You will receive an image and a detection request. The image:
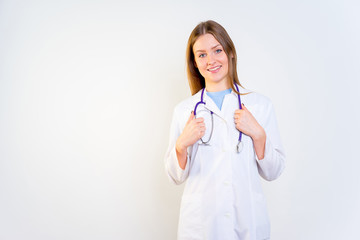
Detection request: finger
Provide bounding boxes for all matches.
[235,117,243,123]
[198,130,203,138]
[187,111,195,124]
[195,117,204,123]
[234,109,242,114]
[234,113,241,119]
[195,122,205,129]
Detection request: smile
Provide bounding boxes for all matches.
[207,65,222,73]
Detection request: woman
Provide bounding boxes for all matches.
[165,20,285,240]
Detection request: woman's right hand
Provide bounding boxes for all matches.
[176,111,206,152]
[175,111,205,170]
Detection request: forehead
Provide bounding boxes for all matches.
[193,33,222,51]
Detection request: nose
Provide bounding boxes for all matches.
[207,54,215,66]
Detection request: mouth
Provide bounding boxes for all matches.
[207,65,222,73]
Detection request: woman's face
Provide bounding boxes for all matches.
[193,33,230,90]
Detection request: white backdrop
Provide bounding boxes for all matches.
[1,0,359,239]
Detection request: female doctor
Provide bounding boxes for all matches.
[165,20,285,240]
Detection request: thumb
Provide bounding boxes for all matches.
[187,111,195,123]
[241,103,247,111]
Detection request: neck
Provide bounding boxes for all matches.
[205,80,231,92]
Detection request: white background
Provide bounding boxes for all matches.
[1,0,359,239]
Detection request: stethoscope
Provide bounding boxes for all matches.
[193,84,244,153]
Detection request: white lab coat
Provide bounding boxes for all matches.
[165,85,285,240]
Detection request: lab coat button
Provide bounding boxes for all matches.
[225,213,231,218]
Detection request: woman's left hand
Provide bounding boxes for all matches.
[234,104,265,140]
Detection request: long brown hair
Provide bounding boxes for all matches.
[186,20,245,95]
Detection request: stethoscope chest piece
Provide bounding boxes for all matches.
[237,141,243,153]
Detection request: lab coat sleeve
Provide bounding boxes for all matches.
[164,108,190,185]
[255,101,285,181]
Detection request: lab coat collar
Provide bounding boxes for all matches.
[202,84,245,118]
[192,84,250,118]
[201,88,222,117]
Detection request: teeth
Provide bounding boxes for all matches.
[208,66,221,71]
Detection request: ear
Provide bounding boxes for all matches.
[194,60,197,68]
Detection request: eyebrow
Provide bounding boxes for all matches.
[195,44,221,53]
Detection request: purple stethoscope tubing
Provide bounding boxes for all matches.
[193,89,214,144]
[193,84,243,152]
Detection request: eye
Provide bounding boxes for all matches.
[215,49,222,54]
[199,53,206,58]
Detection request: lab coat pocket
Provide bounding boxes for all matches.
[253,193,270,239]
[178,194,204,240]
